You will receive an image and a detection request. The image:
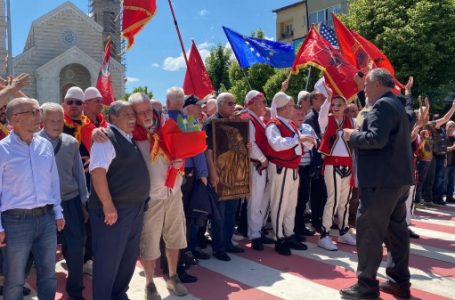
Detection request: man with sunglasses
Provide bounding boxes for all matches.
[0,97,65,299]
[83,87,108,129]
[265,92,316,256]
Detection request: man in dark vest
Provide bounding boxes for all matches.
[341,69,414,299]
[89,101,150,300]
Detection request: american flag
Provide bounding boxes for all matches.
[319,23,339,48]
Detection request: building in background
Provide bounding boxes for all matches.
[273,0,348,50]
[0,0,125,103]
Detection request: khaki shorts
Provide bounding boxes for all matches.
[140,191,187,260]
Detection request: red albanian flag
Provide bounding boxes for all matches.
[351,30,404,90]
[122,0,157,49]
[96,37,115,105]
[292,26,359,101]
[183,41,215,99]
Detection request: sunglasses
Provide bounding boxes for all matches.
[65,99,83,106]
[13,108,41,117]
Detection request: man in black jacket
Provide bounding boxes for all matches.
[341,69,414,300]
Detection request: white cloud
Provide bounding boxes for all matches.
[162,42,213,71]
[126,77,140,84]
[199,9,209,16]
[264,36,275,41]
[152,63,160,68]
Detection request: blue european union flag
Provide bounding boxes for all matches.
[222,26,295,68]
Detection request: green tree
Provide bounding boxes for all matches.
[123,86,154,101]
[343,0,455,111]
[205,45,232,93]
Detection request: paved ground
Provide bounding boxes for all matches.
[9,203,455,300]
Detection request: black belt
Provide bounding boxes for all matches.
[3,204,53,217]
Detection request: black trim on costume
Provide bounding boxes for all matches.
[340,187,353,232]
[275,167,288,241]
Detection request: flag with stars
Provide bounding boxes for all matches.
[222,26,295,68]
[319,23,339,48]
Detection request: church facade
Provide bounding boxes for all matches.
[7,1,125,103]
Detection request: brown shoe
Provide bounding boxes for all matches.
[379,280,411,299]
[166,275,188,297]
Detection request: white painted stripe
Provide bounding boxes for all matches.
[411,227,455,241]
[415,207,455,217]
[287,242,455,299]
[199,253,343,300]
[410,243,455,264]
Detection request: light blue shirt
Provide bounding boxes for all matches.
[0,132,63,231]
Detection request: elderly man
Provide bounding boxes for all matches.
[204,98,217,118]
[265,92,315,256]
[128,92,189,299]
[341,69,414,299]
[205,92,245,261]
[0,97,65,300]
[39,102,88,300]
[240,90,271,251]
[89,101,150,300]
[83,87,108,128]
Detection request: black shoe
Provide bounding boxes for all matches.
[379,280,411,299]
[286,236,308,251]
[226,245,245,253]
[340,284,379,299]
[251,238,264,251]
[182,251,199,266]
[192,249,210,260]
[261,235,275,244]
[213,251,231,261]
[22,287,31,296]
[295,233,306,242]
[409,229,420,239]
[177,270,198,283]
[446,197,455,203]
[301,226,316,236]
[433,200,446,206]
[274,240,291,256]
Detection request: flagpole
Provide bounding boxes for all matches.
[167,0,196,92]
[6,0,14,76]
[305,67,312,90]
[241,67,253,90]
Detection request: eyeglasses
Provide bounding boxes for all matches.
[65,99,83,106]
[13,108,41,117]
[223,101,236,107]
[136,109,154,118]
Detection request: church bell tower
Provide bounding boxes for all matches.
[90,0,122,63]
[0,0,8,78]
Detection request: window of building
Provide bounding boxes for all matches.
[327,4,342,27]
[280,21,294,38]
[309,4,343,28]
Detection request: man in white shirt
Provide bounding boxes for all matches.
[265,92,315,256]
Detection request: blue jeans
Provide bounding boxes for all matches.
[433,156,446,201]
[59,196,86,298]
[2,210,57,300]
[444,166,455,199]
[211,199,240,253]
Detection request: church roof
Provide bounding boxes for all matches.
[24,1,103,51]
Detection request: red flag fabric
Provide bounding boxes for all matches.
[351,30,404,89]
[291,26,359,101]
[96,38,115,105]
[332,14,404,92]
[183,41,215,99]
[332,13,372,73]
[122,0,157,49]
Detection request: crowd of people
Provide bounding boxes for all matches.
[0,68,453,300]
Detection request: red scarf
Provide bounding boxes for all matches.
[64,114,96,152]
[132,124,170,162]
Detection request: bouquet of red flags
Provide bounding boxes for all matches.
[159,116,207,188]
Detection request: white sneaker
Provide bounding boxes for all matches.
[318,236,338,251]
[338,232,356,246]
[83,260,93,276]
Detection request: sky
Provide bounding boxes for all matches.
[11,0,298,103]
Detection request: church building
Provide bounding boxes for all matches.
[4,0,125,103]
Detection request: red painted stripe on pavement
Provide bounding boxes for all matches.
[302,235,455,278]
[414,210,455,222]
[412,219,455,234]
[237,241,450,300]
